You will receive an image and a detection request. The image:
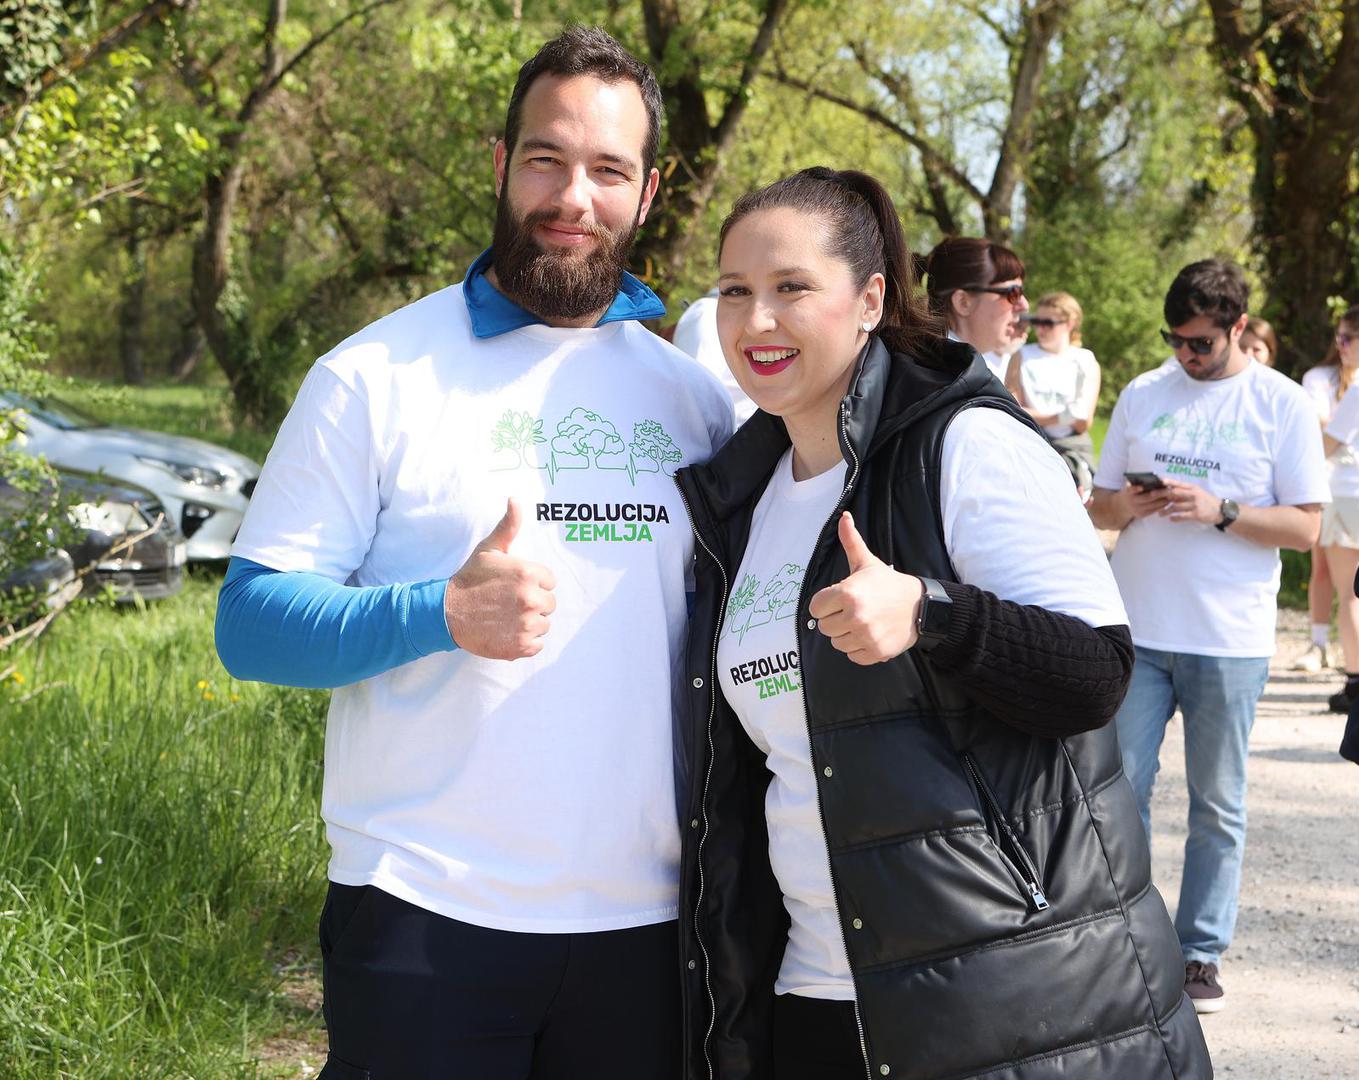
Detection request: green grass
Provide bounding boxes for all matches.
[0,571,328,1076]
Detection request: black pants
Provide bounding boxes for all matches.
[773,993,864,1080]
[318,882,681,1080]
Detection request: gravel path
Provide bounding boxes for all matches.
[1148,608,1359,1077]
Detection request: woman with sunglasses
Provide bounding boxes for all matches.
[673,167,1211,1080]
[919,236,1028,381]
[1006,291,1101,498]
[1302,305,1359,710]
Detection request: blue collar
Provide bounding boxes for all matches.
[462,247,666,339]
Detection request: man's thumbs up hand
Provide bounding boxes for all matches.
[445,498,557,660]
[808,511,924,665]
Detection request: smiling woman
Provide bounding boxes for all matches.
[672,167,1212,1080]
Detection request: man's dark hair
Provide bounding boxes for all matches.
[503,26,663,175]
[1164,260,1250,330]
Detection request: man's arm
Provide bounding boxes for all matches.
[1159,479,1320,551]
[216,557,455,689]
[1088,482,1172,531]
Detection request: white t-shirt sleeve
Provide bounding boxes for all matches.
[1070,350,1100,423]
[1324,382,1359,448]
[940,407,1127,628]
[1091,388,1133,491]
[1302,366,1336,423]
[1274,386,1332,506]
[230,363,380,581]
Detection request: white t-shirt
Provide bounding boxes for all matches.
[1015,343,1100,439]
[1304,366,1359,499]
[1094,360,1329,657]
[232,282,734,933]
[981,350,1011,381]
[718,411,1126,1001]
[672,294,757,424]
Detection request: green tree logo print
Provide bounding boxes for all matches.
[630,420,683,477]
[724,564,802,642]
[490,409,546,470]
[491,405,686,486]
[548,408,631,482]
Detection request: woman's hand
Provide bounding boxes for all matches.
[809,512,924,664]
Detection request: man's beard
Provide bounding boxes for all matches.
[1181,338,1232,381]
[491,197,641,322]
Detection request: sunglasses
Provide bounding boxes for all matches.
[1339,332,1355,349]
[1160,328,1219,356]
[966,284,1026,305]
[1025,317,1066,329]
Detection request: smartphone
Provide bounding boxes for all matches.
[1124,471,1166,491]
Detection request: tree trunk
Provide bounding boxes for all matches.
[1206,0,1359,376]
[119,224,147,386]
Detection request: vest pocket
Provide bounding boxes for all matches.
[961,752,1050,913]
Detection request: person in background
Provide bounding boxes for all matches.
[1089,260,1327,1015]
[920,236,1028,380]
[1296,318,1350,674]
[675,167,1210,1080]
[673,288,757,423]
[1305,305,1359,711]
[1240,317,1278,367]
[1006,291,1101,497]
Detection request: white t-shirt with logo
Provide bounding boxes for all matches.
[1094,360,1329,657]
[1303,365,1359,498]
[1016,343,1100,439]
[232,282,734,934]
[718,412,1126,1001]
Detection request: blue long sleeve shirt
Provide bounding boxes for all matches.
[215,557,456,689]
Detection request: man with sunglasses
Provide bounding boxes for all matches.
[1089,259,1327,1015]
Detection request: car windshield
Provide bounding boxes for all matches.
[1,392,105,431]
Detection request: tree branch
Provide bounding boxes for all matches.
[712,0,789,149]
[0,0,189,121]
[767,68,986,205]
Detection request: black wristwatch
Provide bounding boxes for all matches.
[1215,498,1240,532]
[914,577,954,652]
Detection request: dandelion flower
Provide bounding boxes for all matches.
[196,679,209,689]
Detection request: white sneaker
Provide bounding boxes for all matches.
[1292,643,1331,673]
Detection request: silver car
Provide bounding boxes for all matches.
[3,392,261,561]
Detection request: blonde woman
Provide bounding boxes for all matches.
[1006,291,1101,497]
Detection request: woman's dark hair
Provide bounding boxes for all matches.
[919,237,1026,323]
[504,26,663,175]
[717,167,939,353]
[1163,260,1249,330]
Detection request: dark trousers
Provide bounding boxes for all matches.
[772,993,864,1080]
[318,882,681,1080]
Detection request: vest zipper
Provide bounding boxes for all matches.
[961,752,1050,912]
[675,482,729,1080]
[794,399,874,1080]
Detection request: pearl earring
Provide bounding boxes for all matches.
[861,321,874,333]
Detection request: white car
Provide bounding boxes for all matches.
[3,392,261,561]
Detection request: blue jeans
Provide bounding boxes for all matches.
[1115,647,1270,966]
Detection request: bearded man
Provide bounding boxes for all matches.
[216,27,733,1079]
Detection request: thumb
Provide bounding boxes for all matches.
[476,497,521,554]
[838,511,879,574]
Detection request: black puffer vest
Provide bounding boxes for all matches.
[673,337,1211,1080]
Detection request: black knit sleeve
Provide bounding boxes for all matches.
[921,579,1134,738]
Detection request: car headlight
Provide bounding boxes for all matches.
[69,498,149,537]
[136,456,231,490]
